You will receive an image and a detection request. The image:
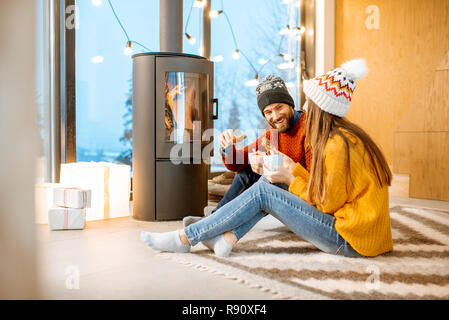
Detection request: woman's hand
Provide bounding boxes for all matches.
[270,146,297,174]
[262,146,298,185]
[262,162,295,185]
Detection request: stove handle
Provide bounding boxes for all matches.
[212,98,219,120]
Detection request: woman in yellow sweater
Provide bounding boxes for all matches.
[141,59,393,258]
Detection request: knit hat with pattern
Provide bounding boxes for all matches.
[303,59,369,117]
[256,75,295,113]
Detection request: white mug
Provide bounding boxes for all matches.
[263,154,283,171]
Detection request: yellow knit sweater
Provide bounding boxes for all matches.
[288,130,393,257]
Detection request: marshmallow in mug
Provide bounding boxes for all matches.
[263,154,284,171]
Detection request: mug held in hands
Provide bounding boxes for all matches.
[263,154,284,171]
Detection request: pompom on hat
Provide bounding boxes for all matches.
[303,58,369,117]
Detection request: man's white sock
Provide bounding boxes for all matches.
[140,230,190,253]
[202,234,233,257]
[183,216,202,227]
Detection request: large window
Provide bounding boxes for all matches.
[209,0,301,171]
[75,0,159,165]
[75,0,301,172]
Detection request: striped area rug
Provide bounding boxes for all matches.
[159,206,449,299]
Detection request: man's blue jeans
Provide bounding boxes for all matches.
[212,166,261,214]
[184,175,363,258]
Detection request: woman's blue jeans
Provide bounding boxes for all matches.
[184,176,363,258]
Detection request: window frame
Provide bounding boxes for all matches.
[61,0,77,165]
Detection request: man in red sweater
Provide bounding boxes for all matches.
[184,75,310,226]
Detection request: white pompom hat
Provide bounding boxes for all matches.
[303,58,369,117]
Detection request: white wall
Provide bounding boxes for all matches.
[0,0,39,299]
[315,0,335,75]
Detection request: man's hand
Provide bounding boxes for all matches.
[218,129,246,150]
[248,150,265,175]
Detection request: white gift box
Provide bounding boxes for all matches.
[48,207,85,230]
[60,162,131,221]
[35,182,61,224]
[53,187,92,209]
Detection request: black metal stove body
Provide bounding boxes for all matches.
[132,52,215,221]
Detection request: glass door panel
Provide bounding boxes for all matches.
[165,72,208,144]
[155,56,213,159]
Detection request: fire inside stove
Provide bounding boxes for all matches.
[165,72,207,144]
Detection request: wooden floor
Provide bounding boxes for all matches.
[36,196,449,299]
[36,212,276,300]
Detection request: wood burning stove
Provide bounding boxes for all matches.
[132,0,216,221]
[132,52,216,221]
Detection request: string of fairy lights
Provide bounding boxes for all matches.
[185,0,305,87]
[103,0,305,87]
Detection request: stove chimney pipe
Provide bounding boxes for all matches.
[160,0,183,53]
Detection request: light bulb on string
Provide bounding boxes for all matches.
[232,49,240,60]
[279,53,291,61]
[107,0,153,55]
[279,25,291,35]
[193,0,206,8]
[245,74,259,87]
[258,58,268,65]
[209,10,223,18]
[212,55,224,62]
[283,53,291,61]
[124,41,133,56]
[92,0,102,6]
[295,26,306,38]
[185,33,196,45]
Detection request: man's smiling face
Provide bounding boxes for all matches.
[262,103,295,133]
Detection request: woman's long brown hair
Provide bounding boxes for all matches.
[304,98,392,204]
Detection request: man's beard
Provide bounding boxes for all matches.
[269,112,294,133]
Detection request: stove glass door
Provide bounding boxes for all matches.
[155,56,213,160]
[164,72,208,144]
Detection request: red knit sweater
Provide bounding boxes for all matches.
[221,111,312,172]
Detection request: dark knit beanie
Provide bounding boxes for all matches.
[256,75,295,114]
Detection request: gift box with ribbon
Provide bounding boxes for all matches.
[48,207,85,230]
[53,187,92,209]
[59,162,131,221]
